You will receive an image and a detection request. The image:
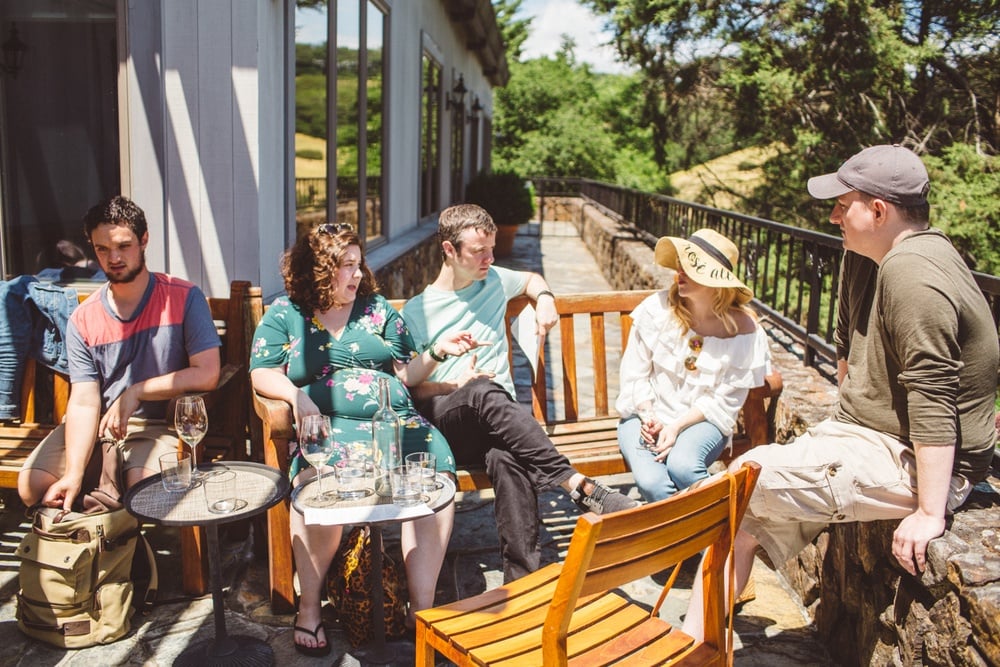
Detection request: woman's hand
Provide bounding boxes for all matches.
[292,389,322,432]
[638,410,662,447]
[651,425,679,463]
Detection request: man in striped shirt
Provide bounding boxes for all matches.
[19,196,220,512]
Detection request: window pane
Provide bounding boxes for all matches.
[0,1,118,278]
[364,1,385,242]
[420,55,441,217]
[335,2,359,230]
[450,77,465,203]
[294,1,329,240]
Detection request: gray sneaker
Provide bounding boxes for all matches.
[571,478,639,515]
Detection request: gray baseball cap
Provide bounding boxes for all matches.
[807,144,930,207]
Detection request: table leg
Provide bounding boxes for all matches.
[351,524,414,665]
[175,523,274,667]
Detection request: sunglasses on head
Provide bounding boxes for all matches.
[317,222,354,235]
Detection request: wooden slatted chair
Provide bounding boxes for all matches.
[415,461,761,666]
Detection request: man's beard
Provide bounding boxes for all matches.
[107,253,146,284]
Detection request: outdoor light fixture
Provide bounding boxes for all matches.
[469,95,483,121]
[446,74,467,111]
[1,23,27,79]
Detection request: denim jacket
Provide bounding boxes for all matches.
[0,276,78,419]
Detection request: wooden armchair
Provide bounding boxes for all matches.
[415,462,761,666]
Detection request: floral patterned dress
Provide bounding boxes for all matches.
[249,294,456,480]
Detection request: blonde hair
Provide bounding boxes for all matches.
[668,281,755,336]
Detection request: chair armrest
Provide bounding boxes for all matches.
[252,391,294,474]
[164,362,242,417]
[252,391,294,440]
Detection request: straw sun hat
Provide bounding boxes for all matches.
[654,228,753,299]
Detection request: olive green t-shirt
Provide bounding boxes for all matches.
[836,230,999,482]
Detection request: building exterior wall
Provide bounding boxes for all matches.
[0,0,501,298]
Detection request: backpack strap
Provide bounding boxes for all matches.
[134,532,159,613]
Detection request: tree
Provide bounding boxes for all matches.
[493,0,532,61]
[588,1,999,159]
[492,46,666,190]
[586,0,1000,266]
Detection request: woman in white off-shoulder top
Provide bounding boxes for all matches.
[616,229,771,502]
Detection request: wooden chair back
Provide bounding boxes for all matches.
[541,462,760,665]
[503,290,653,423]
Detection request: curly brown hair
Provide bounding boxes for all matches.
[280,224,378,312]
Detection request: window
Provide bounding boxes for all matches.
[419,53,441,218]
[294,0,388,246]
[449,76,465,203]
[0,1,119,279]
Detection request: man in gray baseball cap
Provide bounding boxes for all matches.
[682,144,998,642]
[807,143,930,207]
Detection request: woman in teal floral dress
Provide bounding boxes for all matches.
[250,224,480,656]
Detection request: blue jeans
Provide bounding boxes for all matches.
[618,416,727,502]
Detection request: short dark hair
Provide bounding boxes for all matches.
[83,196,148,241]
[856,192,930,227]
[437,204,497,252]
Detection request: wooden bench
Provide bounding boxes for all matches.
[252,289,783,613]
[0,279,261,595]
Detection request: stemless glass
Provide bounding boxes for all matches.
[299,414,336,507]
[175,396,208,480]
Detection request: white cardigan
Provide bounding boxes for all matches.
[615,290,771,437]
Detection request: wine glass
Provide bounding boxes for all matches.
[299,414,336,507]
[175,396,208,480]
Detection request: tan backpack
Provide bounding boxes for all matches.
[15,505,155,648]
[14,439,157,648]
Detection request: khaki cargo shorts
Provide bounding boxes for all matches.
[734,419,972,567]
[23,418,179,488]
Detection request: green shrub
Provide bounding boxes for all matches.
[464,170,535,226]
[296,148,324,161]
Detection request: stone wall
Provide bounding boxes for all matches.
[782,480,1000,666]
[372,234,440,300]
[543,194,1000,667]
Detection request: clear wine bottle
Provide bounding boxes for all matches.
[372,376,401,497]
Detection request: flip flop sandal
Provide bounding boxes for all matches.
[293,617,332,657]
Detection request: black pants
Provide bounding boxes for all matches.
[416,377,575,581]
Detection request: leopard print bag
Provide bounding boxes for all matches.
[327,526,408,647]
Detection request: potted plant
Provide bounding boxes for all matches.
[464,170,535,257]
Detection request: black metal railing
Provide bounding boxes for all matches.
[532,177,1000,374]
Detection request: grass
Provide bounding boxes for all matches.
[669,144,782,209]
[295,133,326,178]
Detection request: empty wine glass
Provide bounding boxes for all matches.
[299,414,336,507]
[175,396,208,480]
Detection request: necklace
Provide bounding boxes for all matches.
[684,334,704,372]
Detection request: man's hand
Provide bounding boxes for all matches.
[99,384,141,441]
[456,353,495,388]
[534,297,558,337]
[892,509,946,575]
[42,473,84,512]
